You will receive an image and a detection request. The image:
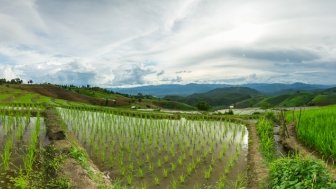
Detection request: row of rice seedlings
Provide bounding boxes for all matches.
[1,137,13,171]
[0,107,31,133]
[0,103,43,112]
[287,106,336,158]
[0,110,28,172]
[58,107,247,188]
[23,114,41,175]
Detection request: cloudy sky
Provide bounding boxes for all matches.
[0,0,336,86]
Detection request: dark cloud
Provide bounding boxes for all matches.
[156,70,165,76]
[161,76,183,83]
[185,47,320,66]
[176,70,192,74]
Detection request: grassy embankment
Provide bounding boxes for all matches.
[255,108,336,188]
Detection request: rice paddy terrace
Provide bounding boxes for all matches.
[0,85,336,189]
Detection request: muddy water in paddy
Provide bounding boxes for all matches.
[0,116,49,188]
[60,109,248,189]
[273,124,289,157]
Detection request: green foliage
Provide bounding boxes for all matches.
[10,170,29,189]
[256,116,274,161]
[197,101,210,111]
[153,100,196,111]
[264,112,276,122]
[279,93,314,107]
[269,157,336,189]
[310,94,336,106]
[45,177,71,189]
[165,87,260,108]
[69,147,89,168]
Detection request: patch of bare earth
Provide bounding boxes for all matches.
[283,124,336,180]
[246,121,269,189]
[45,108,112,189]
[15,84,129,106]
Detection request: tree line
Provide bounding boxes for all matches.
[0,78,34,84]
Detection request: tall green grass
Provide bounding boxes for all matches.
[287,106,336,158]
[256,115,275,161]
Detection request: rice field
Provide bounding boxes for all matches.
[58,107,248,188]
[287,105,336,159]
[0,106,48,188]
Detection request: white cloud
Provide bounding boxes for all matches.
[0,0,336,86]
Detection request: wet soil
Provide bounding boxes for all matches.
[246,120,269,189]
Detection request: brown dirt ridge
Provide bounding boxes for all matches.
[244,120,269,189]
[44,107,112,189]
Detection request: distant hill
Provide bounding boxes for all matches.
[241,82,330,94]
[164,86,336,109]
[110,83,332,97]
[110,83,231,97]
[4,84,195,111]
[165,87,261,107]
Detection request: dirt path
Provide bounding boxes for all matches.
[246,120,269,189]
[283,124,336,180]
[44,108,112,189]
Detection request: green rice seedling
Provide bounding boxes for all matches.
[177,157,183,166]
[163,168,168,178]
[128,163,134,173]
[120,167,126,176]
[10,169,29,189]
[164,155,169,163]
[138,168,144,178]
[1,138,13,171]
[170,163,176,172]
[171,178,177,189]
[108,156,114,168]
[145,153,150,163]
[126,175,133,185]
[140,182,147,189]
[179,174,186,184]
[186,164,193,176]
[204,165,212,180]
[157,159,162,168]
[24,142,36,174]
[154,176,160,186]
[216,178,225,189]
[148,163,154,173]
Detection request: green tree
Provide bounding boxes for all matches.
[197,101,210,111]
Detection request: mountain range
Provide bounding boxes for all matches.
[110,83,333,97]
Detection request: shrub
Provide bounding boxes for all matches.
[269,157,336,189]
[197,101,210,111]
